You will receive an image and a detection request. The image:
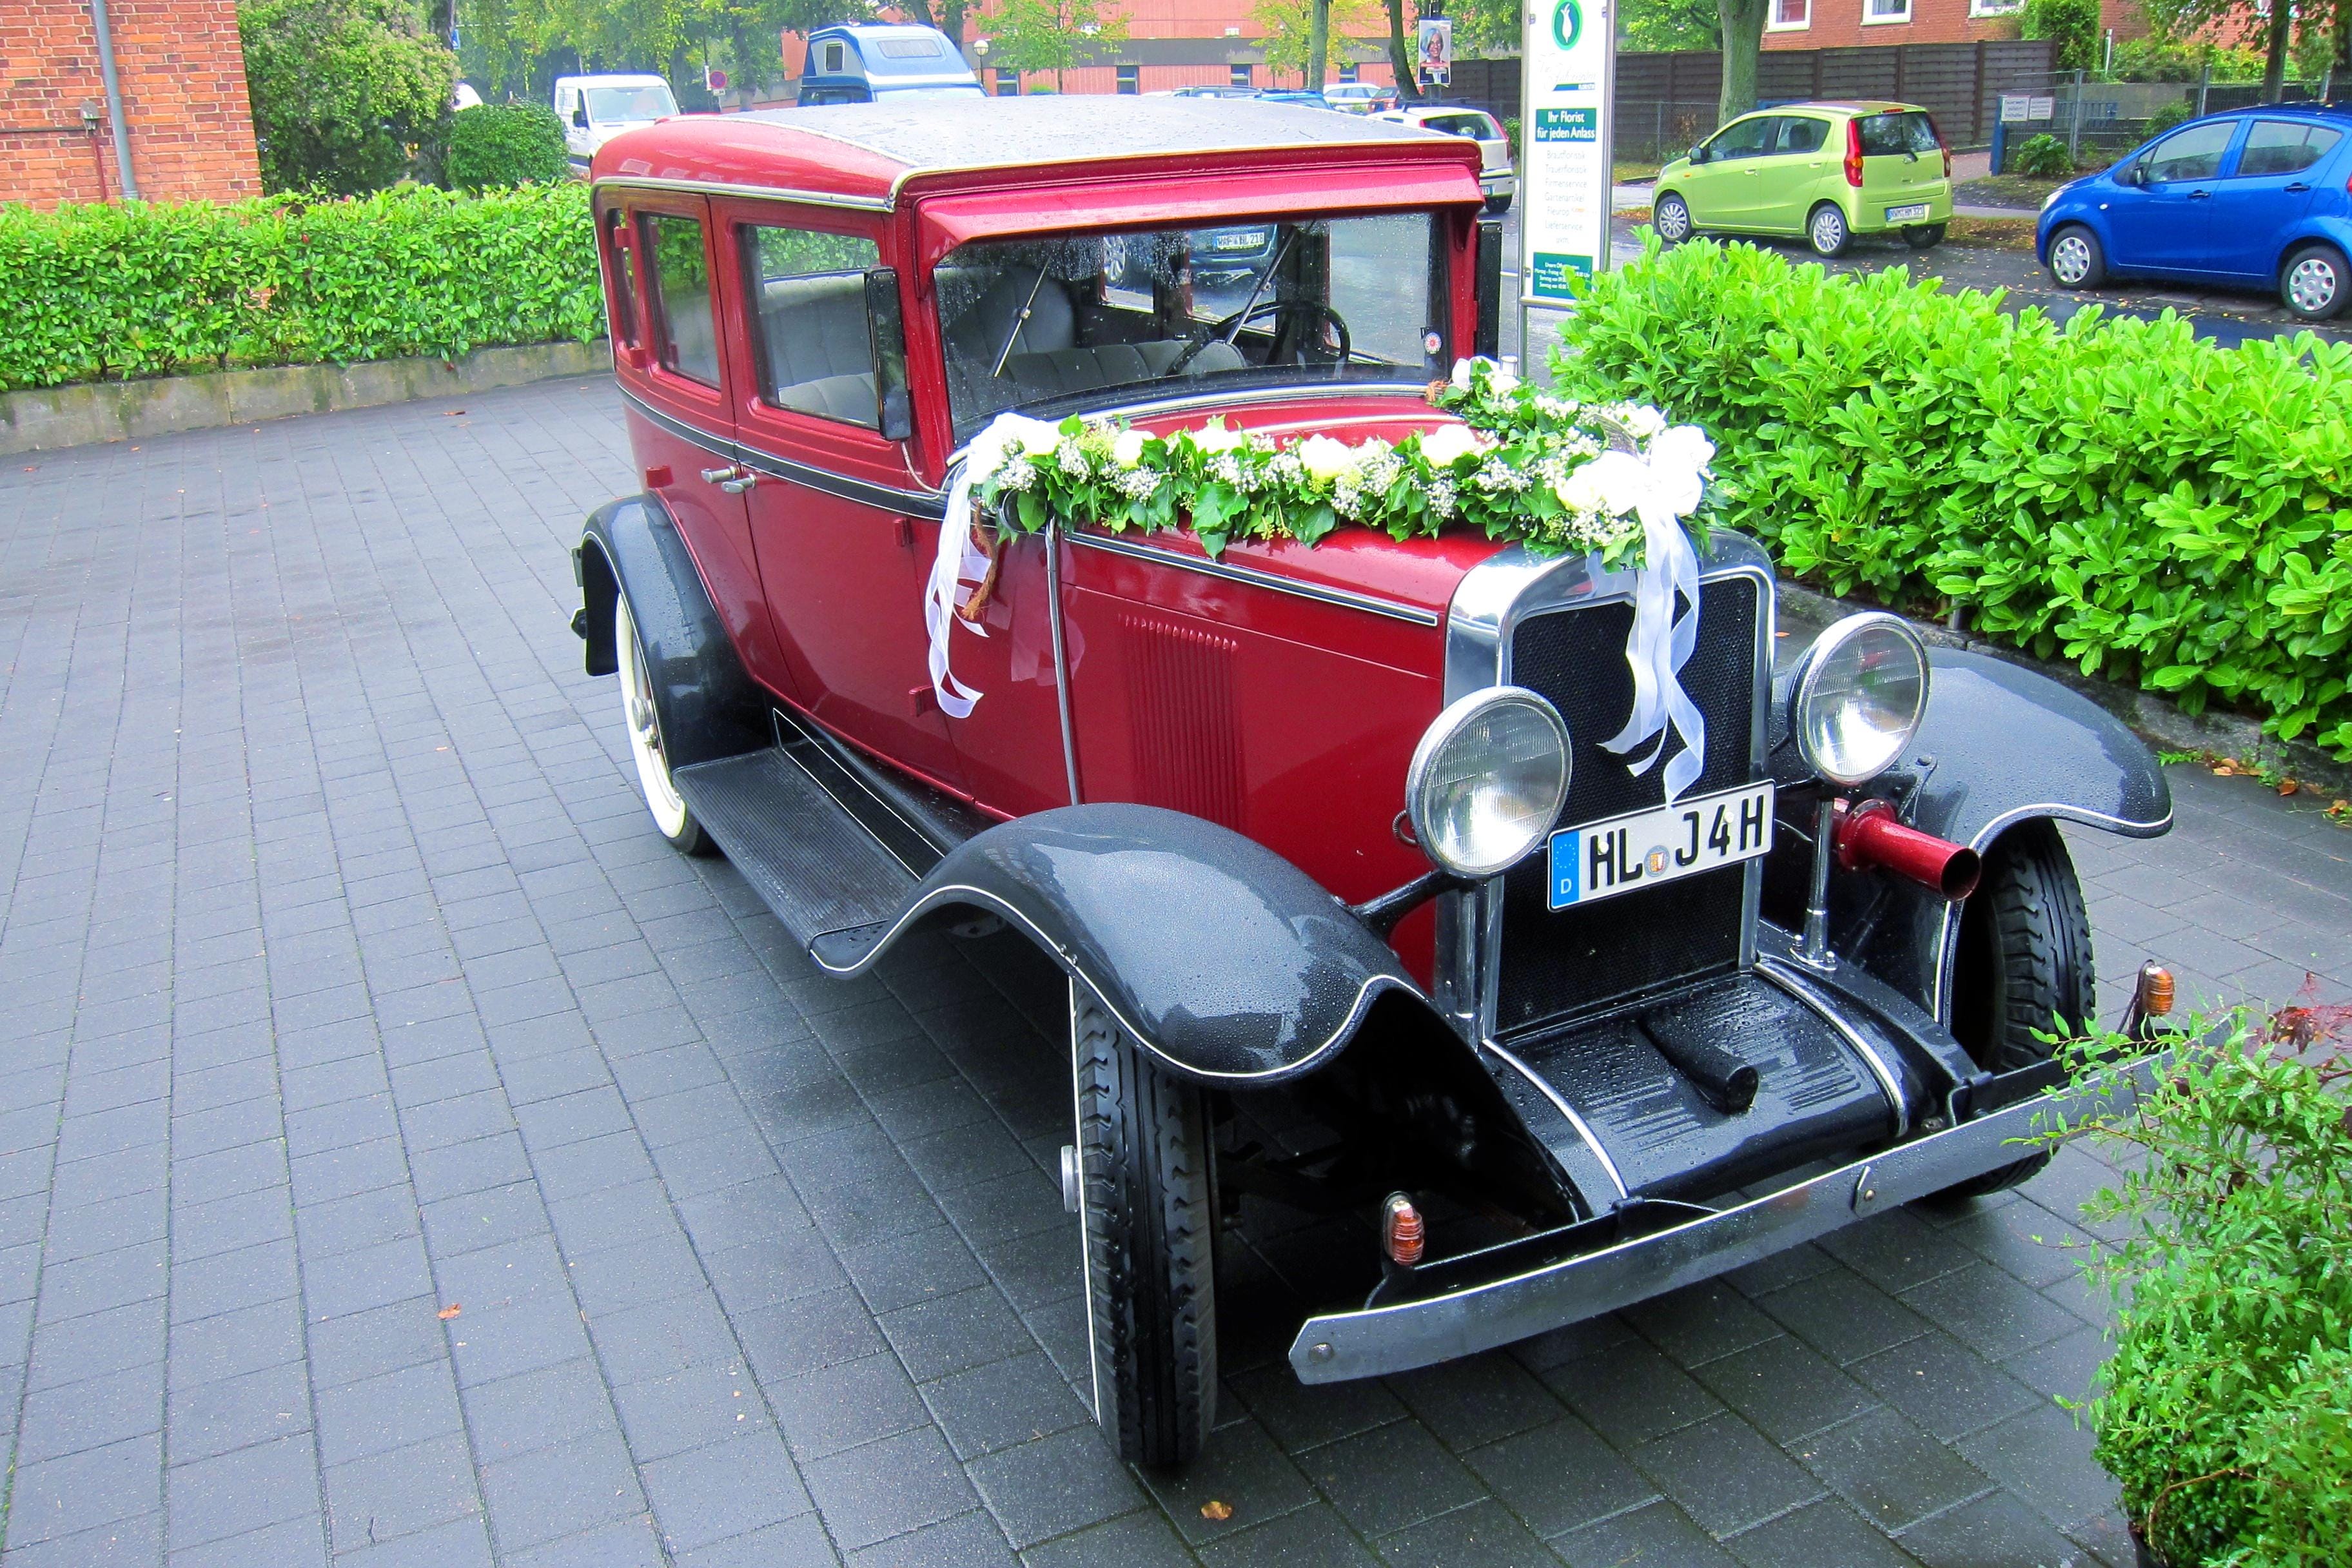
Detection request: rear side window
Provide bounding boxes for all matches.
[1856,112,1939,157]
[2237,119,2343,177]
[2143,121,2235,183]
[742,226,885,426]
[602,208,639,347]
[1778,117,1829,154]
[642,213,721,387]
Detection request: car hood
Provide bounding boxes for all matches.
[1660,157,1689,179]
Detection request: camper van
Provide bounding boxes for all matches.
[554,74,680,168]
[796,23,983,105]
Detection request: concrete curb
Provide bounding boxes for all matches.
[1777,580,2352,800]
[1,338,611,456]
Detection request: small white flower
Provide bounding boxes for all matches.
[1294,436,1358,485]
[1056,440,1092,478]
[1113,466,1163,501]
[1418,422,1484,469]
[996,456,1036,492]
[1609,403,1668,441]
[1111,429,1148,469]
[1426,477,1459,518]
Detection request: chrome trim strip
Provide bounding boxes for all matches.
[1071,379,1431,424]
[593,173,892,211]
[1046,522,1083,805]
[1926,801,2175,1020]
[1286,1046,2165,1382]
[1757,956,1910,1139]
[1066,530,1441,627]
[1480,1039,1629,1201]
[619,387,948,516]
[812,882,1420,1084]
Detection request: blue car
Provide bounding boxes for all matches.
[2035,103,2352,321]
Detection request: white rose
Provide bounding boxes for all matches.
[1617,404,1669,440]
[1111,429,1148,469]
[1449,357,1480,390]
[1643,424,1714,517]
[1013,417,1064,457]
[1190,420,1250,454]
[1295,435,1358,484]
[1418,422,1483,468]
[1553,464,1605,514]
[1558,451,1651,517]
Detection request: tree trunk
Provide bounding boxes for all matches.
[1386,0,1416,101]
[1716,0,1769,125]
[1308,0,1330,90]
[2262,0,2293,101]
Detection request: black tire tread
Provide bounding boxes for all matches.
[1074,993,1215,1466]
[1940,820,2093,1197]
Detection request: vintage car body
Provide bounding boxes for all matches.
[574,96,2172,1465]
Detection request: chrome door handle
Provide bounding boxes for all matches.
[720,473,759,495]
[2286,181,2311,192]
[2186,188,2210,199]
[699,465,738,484]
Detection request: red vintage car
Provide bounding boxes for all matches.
[573,96,2174,1466]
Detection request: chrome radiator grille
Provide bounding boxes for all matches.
[1493,573,1767,1037]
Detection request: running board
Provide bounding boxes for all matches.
[670,750,919,950]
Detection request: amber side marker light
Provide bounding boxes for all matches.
[1381,1193,1425,1269]
[2122,961,2176,1039]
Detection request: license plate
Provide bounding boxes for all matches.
[1213,231,1269,251]
[1886,202,1931,222]
[1547,782,1775,910]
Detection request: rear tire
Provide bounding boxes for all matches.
[1903,223,1946,250]
[616,594,713,856]
[1654,192,1693,244]
[1807,202,1852,258]
[1936,820,2094,1199]
[2280,242,2348,321]
[1072,986,1217,1466]
[2047,224,2106,289]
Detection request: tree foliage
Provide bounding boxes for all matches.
[1251,0,1376,81]
[457,0,872,99]
[1622,0,1721,54]
[978,0,1128,88]
[2137,0,2350,95]
[238,0,458,194]
[444,103,569,188]
[1715,0,1767,123]
[2021,0,2099,72]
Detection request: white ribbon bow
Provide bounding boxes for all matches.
[1593,426,1715,804]
[924,413,1062,720]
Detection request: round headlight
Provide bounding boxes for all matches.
[1406,687,1572,879]
[1792,613,1930,787]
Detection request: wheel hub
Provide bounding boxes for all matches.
[2053,236,2089,284]
[2289,257,2337,313]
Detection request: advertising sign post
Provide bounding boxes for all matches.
[1519,0,1613,362]
[1416,17,1453,90]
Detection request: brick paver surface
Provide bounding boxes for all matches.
[2,379,2346,1567]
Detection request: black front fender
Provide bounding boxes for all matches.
[808,803,1436,1084]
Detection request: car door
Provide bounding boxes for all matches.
[2201,117,2344,280]
[1684,114,1776,229]
[1749,114,1834,233]
[615,195,787,694]
[2106,119,2243,277]
[716,199,968,788]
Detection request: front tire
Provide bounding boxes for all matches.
[1807,202,1852,258]
[616,593,712,856]
[2280,242,2348,321]
[1484,192,1513,215]
[1903,223,1946,250]
[1071,986,1217,1467]
[1937,821,2094,1198]
[1654,192,1693,244]
[2047,224,2106,289]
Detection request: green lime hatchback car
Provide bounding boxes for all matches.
[1653,101,1954,257]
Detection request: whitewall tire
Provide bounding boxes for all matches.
[616,593,711,856]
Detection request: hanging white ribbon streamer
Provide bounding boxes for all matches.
[1596,426,1715,805]
[924,413,1062,720]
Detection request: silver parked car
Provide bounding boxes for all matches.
[1377,104,1516,213]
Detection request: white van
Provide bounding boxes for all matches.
[554,74,680,168]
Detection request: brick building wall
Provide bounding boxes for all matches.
[1763,0,2143,52]
[1,0,261,210]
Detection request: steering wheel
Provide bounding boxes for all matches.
[1168,298,1353,376]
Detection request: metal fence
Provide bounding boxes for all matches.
[1986,69,2343,173]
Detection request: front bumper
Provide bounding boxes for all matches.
[1287,1046,2157,1383]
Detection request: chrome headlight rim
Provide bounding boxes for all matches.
[1406,685,1573,880]
[1790,612,1931,789]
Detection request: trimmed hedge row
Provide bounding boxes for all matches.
[1554,237,2352,760]
[0,183,603,393]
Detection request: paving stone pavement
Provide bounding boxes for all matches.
[2,378,2347,1568]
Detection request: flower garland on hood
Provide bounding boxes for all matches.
[926,358,1716,799]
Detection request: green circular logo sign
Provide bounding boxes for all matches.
[1553,0,1582,51]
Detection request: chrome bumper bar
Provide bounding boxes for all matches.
[1288,1052,2156,1384]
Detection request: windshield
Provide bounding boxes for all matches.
[935,212,1448,439]
[587,84,678,123]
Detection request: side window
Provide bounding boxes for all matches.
[1778,117,1828,155]
[2236,119,2343,177]
[642,213,721,387]
[1705,116,1774,161]
[601,208,639,347]
[742,225,883,426]
[2143,122,2236,184]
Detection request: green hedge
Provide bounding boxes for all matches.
[445,104,570,192]
[1554,237,2352,759]
[0,183,603,392]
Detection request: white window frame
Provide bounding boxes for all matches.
[1967,0,2023,14]
[1863,0,1912,23]
[1767,0,1811,31]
